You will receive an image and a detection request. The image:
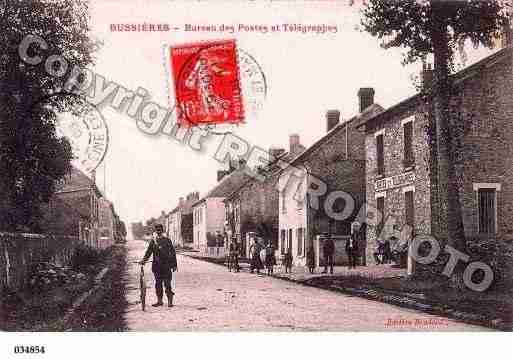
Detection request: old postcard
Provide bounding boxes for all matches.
[1,0,512,356]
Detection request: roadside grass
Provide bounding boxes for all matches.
[62,244,128,331]
[0,245,125,331]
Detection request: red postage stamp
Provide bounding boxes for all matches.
[169,39,245,127]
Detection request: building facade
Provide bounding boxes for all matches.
[224,136,305,259]
[42,167,102,249]
[167,191,199,247]
[192,168,250,256]
[359,46,513,266]
[193,197,226,255]
[279,92,383,267]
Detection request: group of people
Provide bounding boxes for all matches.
[138,222,366,309]
[232,222,365,276]
[249,239,277,275]
[229,237,294,275]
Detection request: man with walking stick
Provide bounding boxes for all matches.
[139,224,178,307]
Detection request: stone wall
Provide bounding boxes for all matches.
[364,105,433,265]
[452,49,513,241]
[363,47,513,265]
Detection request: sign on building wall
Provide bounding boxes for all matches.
[375,172,415,192]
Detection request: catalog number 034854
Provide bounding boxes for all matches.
[14,346,46,354]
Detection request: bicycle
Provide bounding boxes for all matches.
[135,261,151,311]
[139,265,146,311]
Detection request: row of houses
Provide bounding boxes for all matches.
[40,166,125,249]
[155,42,512,270]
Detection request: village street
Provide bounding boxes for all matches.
[123,239,484,331]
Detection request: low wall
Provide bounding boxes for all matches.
[205,246,226,258]
[0,232,79,296]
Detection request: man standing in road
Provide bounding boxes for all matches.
[140,224,177,307]
[322,234,335,274]
[249,237,263,274]
[229,238,240,272]
[347,223,361,269]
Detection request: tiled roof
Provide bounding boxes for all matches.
[224,149,301,201]
[287,103,384,167]
[193,168,252,206]
[56,166,102,197]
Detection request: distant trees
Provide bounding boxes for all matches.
[131,222,145,240]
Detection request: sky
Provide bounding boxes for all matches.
[84,0,496,224]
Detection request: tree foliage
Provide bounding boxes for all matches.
[0,0,98,231]
[361,0,510,66]
[360,0,510,253]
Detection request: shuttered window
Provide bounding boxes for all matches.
[288,228,293,252]
[478,189,496,234]
[376,197,385,237]
[376,134,385,176]
[403,121,414,167]
[280,229,286,254]
[405,190,415,227]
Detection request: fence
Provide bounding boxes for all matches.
[0,232,79,297]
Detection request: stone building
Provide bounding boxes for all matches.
[167,191,199,247]
[41,166,102,248]
[192,168,251,256]
[278,90,383,267]
[357,46,513,266]
[223,135,305,259]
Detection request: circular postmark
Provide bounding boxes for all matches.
[237,48,267,118]
[56,105,109,174]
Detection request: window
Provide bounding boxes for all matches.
[297,228,303,256]
[296,183,304,210]
[478,188,496,234]
[281,191,287,214]
[280,229,286,254]
[405,190,415,227]
[288,228,293,252]
[376,196,385,237]
[376,133,385,176]
[403,121,414,167]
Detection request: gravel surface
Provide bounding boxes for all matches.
[124,240,486,331]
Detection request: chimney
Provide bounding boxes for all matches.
[357,88,375,113]
[269,147,285,161]
[326,110,340,132]
[289,134,300,153]
[421,63,434,92]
